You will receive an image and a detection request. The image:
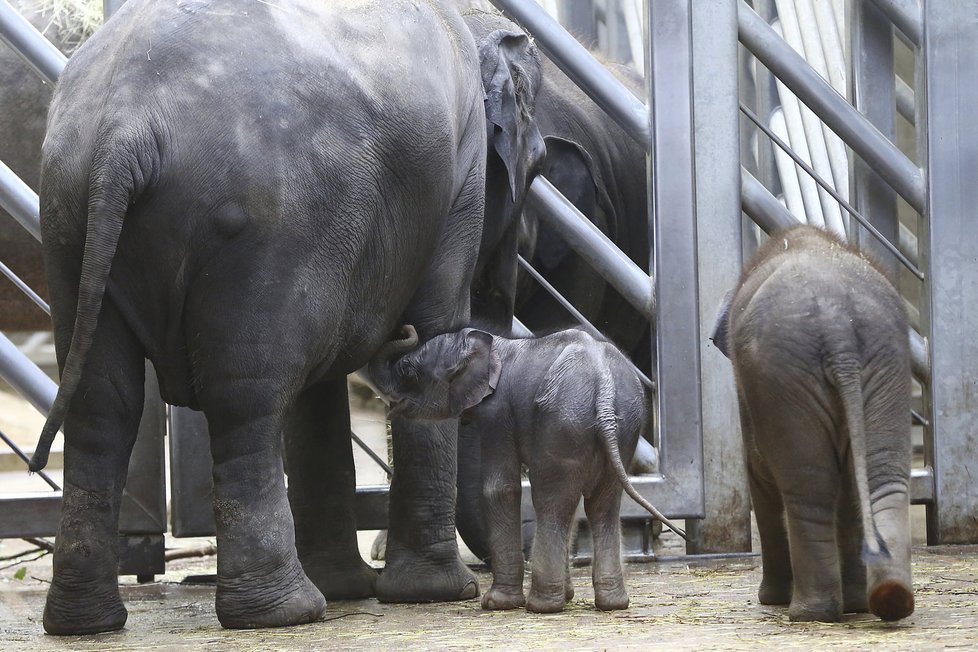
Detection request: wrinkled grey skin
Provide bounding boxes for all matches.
[32,0,544,635]
[369,326,682,613]
[457,46,654,564]
[716,225,914,622]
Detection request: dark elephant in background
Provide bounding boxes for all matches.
[0,0,98,330]
[457,46,653,563]
[717,225,914,622]
[31,0,543,635]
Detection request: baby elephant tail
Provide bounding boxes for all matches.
[827,351,914,621]
[595,381,687,541]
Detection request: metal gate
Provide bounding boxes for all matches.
[1,0,976,578]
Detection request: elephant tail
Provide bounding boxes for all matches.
[826,351,889,563]
[30,132,145,472]
[595,375,687,541]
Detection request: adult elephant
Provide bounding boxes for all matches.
[0,0,99,330]
[457,50,653,563]
[31,0,542,635]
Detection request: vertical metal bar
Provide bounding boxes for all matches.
[920,0,978,544]
[169,406,216,537]
[687,0,749,553]
[647,0,705,533]
[850,0,899,277]
[119,364,167,537]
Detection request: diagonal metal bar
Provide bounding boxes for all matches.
[0,260,50,314]
[870,0,922,47]
[740,102,924,279]
[0,427,60,490]
[0,332,57,417]
[738,0,925,214]
[517,255,655,391]
[350,430,391,478]
[0,159,41,241]
[0,0,67,84]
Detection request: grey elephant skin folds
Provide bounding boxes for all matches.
[718,224,914,622]
[369,324,683,613]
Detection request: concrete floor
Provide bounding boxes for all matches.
[1,536,977,651]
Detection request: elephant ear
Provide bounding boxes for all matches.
[710,289,735,359]
[446,329,502,415]
[535,136,617,269]
[479,29,542,200]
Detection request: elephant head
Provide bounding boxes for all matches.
[369,326,502,420]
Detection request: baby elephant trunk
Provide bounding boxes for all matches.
[368,325,420,397]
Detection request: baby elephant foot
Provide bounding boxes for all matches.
[787,596,842,622]
[526,588,567,613]
[758,579,792,606]
[216,557,326,629]
[869,580,914,622]
[481,585,526,610]
[594,584,629,611]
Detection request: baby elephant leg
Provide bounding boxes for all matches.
[526,471,581,613]
[584,473,628,611]
[481,441,527,611]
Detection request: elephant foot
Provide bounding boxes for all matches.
[565,576,575,601]
[216,556,326,629]
[787,596,842,623]
[377,548,479,603]
[301,553,378,600]
[843,593,869,614]
[43,578,127,635]
[594,581,629,611]
[758,579,792,606]
[869,580,914,622]
[526,588,567,613]
[482,584,526,610]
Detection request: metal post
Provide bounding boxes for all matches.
[687,0,750,553]
[169,406,216,536]
[850,0,899,277]
[920,0,978,544]
[648,0,705,532]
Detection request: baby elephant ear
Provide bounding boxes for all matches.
[710,289,734,359]
[448,329,500,415]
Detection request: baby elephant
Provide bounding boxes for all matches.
[715,225,914,622]
[370,326,684,613]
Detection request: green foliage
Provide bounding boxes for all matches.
[13,567,26,581]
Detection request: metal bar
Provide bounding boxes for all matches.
[850,0,901,280]
[0,159,41,241]
[896,75,916,124]
[740,103,923,279]
[118,366,168,535]
[648,0,705,526]
[687,0,749,554]
[738,0,926,214]
[911,466,934,504]
[0,259,49,313]
[869,0,922,47]
[0,0,67,85]
[527,176,654,320]
[0,427,59,490]
[740,167,930,384]
[517,255,655,391]
[488,0,649,145]
[350,430,392,478]
[0,493,62,538]
[168,406,216,537]
[921,0,978,544]
[0,332,56,417]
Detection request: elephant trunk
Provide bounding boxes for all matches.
[368,324,419,397]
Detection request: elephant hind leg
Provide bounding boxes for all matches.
[285,377,378,600]
[43,301,144,635]
[865,488,914,621]
[584,474,628,611]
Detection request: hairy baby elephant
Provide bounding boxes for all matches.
[715,225,914,623]
[369,326,684,613]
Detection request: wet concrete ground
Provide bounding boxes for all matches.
[2,534,977,651]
